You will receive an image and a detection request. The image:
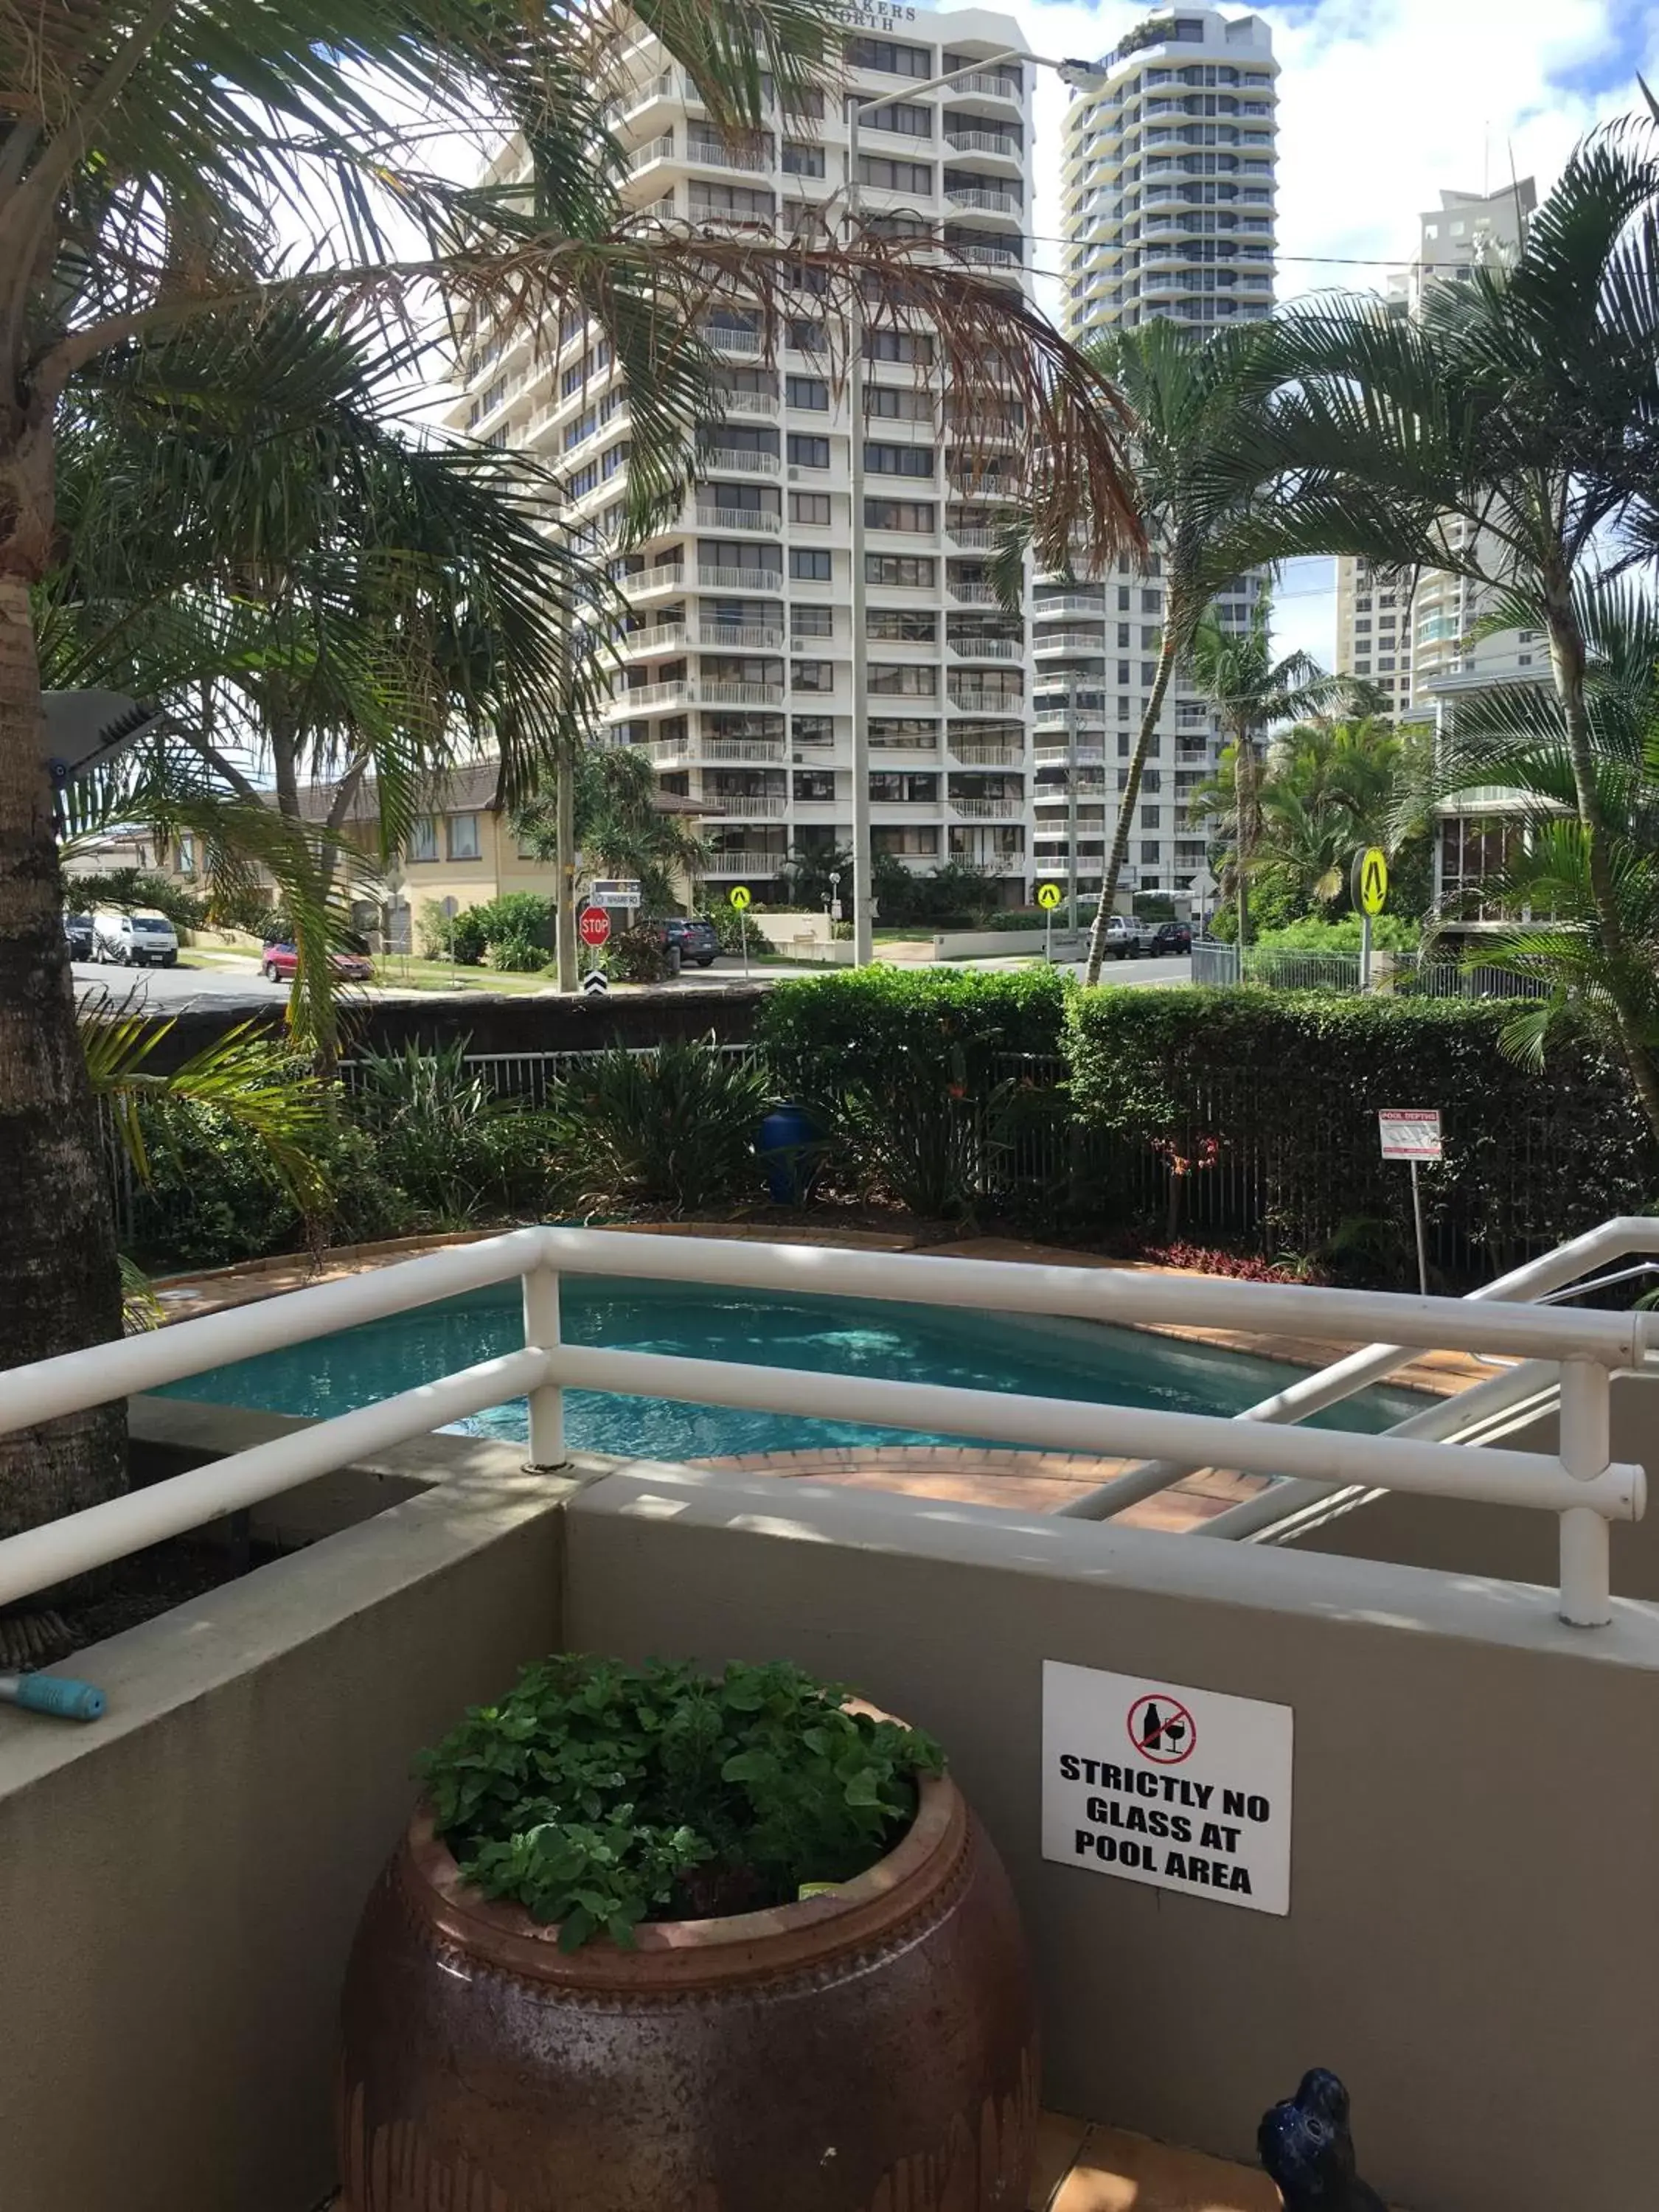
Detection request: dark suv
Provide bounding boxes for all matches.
[653,916,720,968]
[1150,920,1192,955]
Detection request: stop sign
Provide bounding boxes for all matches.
[578,905,612,947]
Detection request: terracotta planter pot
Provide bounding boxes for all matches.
[338,1767,1037,2212]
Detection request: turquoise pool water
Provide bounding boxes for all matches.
[155,1279,1428,1460]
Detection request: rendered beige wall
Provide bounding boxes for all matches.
[0,1433,573,2212]
[566,1467,1659,2212]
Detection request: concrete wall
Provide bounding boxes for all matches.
[0,1430,576,2212]
[565,1466,1659,2212]
[1284,1368,1659,1599]
[125,981,767,1073]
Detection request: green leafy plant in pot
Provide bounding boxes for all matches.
[339,1655,1038,2210]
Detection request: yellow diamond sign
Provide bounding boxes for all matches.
[1036,883,1063,911]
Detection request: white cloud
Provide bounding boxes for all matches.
[1004,0,1659,659]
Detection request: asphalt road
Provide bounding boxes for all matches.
[72,952,1194,1012]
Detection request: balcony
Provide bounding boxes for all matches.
[950,795,1024,818]
[950,71,1023,102]
[627,133,675,175]
[953,240,1022,271]
[697,446,781,476]
[944,128,1021,161]
[703,847,788,873]
[949,686,1023,713]
[946,523,998,549]
[706,792,787,818]
[702,737,785,762]
[701,679,786,707]
[949,742,1025,768]
[686,135,772,174]
[1034,631,1108,656]
[620,624,688,657]
[699,622,785,650]
[696,504,781,535]
[610,678,692,714]
[948,582,1001,605]
[710,387,779,418]
[622,560,686,598]
[945,186,1022,217]
[701,323,765,357]
[698,564,783,591]
[1034,594,1107,620]
[948,637,1022,660]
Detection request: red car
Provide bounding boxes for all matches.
[260,940,375,983]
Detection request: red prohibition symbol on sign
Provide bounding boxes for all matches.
[578,905,612,947]
[1127,1692,1197,1766]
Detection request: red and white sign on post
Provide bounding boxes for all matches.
[1380,1108,1441,1293]
[577,905,612,949]
[1378,1108,1442,1161]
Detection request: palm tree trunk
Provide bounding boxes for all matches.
[1234,721,1256,954]
[1084,630,1179,986]
[1541,583,1659,1144]
[555,743,578,992]
[0,567,128,1538]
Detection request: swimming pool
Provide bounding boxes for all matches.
[154,1279,1428,1461]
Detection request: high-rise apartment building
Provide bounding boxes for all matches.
[1334,179,1540,716]
[451,5,1039,909]
[1038,10,1278,908]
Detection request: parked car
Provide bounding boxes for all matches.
[1102,915,1157,960]
[1150,920,1193,955]
[91,907,179,967]
[63,912,94,960]
[260,940,375,984]
[650,916,720,968]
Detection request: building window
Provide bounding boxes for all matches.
[795,770,835,801]
[846,35,933,77]
[867,608,936,641]
[864,497,934,532]
[785,375,830,410]
[408,815,439,863]
[859,99,933,138]
[445,813,482,862]
[790,547,832,580]
[176,834,196,875]
[865,441,934,478]
[872,824,939,855]
[791,660,834,691]
[869,663,936,695]
[1141,841,1161,866]
[787,433,830,468]
[866,553,935,586]
[793,714,834,745]
[870,771,939,801]
[864,330,933,366]
[790,490,832,525]
[790,603,833,637]
[782,141,826,177]
[871,717,938,748]
[858,154,933,193]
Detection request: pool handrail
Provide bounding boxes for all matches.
[0,1223,1649,1630]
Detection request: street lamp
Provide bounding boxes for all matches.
[846,51,1107,966]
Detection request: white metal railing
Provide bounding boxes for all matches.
[703,850,785,874]
[949,583,1000,605]
[949,637,1021,659]
[951,795,1023,818]
[1034,630,1107,654]
[945,187,1021,215]
[0,1228,1646,1630]
[696,504,781,534]
[702,325,765,355]
[621,625,687,655]
[707,793,786,816]
[698,565,782,591]
[627,133,675,173]
[700,622,785,650]
[712,388,779,418]
[1035,594,1107,619]
[698,447,781,476]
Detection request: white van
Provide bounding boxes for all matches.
[92,908,180,968]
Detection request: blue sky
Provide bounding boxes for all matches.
[1007,0,1659,659]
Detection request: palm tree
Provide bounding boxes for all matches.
[1064,321,1285,985]
[1248,126,1659,1127]
[1183,606,1351,946]
[0,0,1140,1528]
[1242,715,1429,917]
[46,308,597,1054]
[515,745,708,931]
[1422,580,1659,1111]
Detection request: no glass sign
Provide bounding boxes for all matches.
[1043,1660,1294,1916]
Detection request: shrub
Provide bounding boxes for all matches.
[474,893,556,970]
[417,900,488,964]
[759,967,1067,1095]
[1252,914,1420,956]
[608,922,673,984]
[351,1039,551,1220]
[417,1655,943,1946]
[1066,988,1658,1281]
[549,1037,768,1212]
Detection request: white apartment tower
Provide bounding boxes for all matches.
[1037,10,1278,909]
[453,6,1039,908]
[1334,178,1540,715]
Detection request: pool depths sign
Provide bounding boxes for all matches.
[1042,1659,1294,1915]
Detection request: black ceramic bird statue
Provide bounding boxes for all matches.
[1257,2070,1388,2211]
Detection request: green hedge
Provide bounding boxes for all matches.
[1067,989,1658,1277]
[758,966,1067,1093]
